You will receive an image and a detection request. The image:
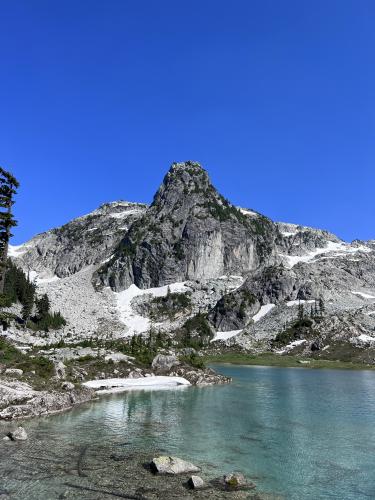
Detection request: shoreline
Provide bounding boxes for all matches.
[204,353,375,371]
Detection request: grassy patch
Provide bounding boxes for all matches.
[203,353,375,370]
[0,336,54,379]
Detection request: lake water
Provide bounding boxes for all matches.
[1,365,375,499]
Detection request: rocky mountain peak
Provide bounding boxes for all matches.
[96,161,280,291]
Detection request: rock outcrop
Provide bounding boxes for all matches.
[96,161,279,290]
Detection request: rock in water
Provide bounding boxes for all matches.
[96,161,278,290]
[223,473,249,489]
[151,456,200,474]
[8,426,28,441]
[188,475,205,489]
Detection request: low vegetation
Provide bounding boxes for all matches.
[203,352,375,370]
[149,289,192,320]
[0,336,54,379]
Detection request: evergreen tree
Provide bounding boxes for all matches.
[36,293,50,320]
[21,289,34,323]
[297,301,304,321]
[319,297,325,316]
[0,168,19,294]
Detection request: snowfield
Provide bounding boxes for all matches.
[115,282,188,335]
[83,376,191,394]
[211,329,242,342]
[280,240,372,268]
[253,304,275,322]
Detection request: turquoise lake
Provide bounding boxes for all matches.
[1,364,375,499]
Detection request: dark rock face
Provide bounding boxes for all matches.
[208,289,260,332]
[96,161,280,291]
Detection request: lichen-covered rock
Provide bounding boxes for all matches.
[151,456,200,475]
[223,473,252,490]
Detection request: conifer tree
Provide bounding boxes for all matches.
[36,293,50,320]
[298,301,304,321]
[319,297,325,316]
[21,288,34,323]
[0,168,19,294]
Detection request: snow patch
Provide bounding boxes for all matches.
[286,300,315,307]
[110,209,143,219]
[351,291,375,300]
[280,240,372,269]
[276,339,307,354]
[115,282,188,336]
[352,334,375,346]
[252,304,275,322]
[83,376,190,394]
[239,208,258,217]
[211,330,242,343]
[8,244,28,258]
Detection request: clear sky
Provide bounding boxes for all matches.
[1,0,374,244]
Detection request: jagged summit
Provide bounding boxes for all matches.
[96,161,279,291]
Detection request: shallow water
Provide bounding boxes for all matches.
[1,365,375,499]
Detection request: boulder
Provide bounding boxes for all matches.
[8,426,28,441]
[151,354,179,374]
[128,369,144,379]
[104,352,135,364]
[54,361,66,379]
[61,381,75,391]
[223,473,250,490]
[151,456,200,475]
[4,368,23,377]
[188,475,205,489]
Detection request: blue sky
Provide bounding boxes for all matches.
[1,0,374,244]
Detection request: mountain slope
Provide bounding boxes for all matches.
[6,161,375,365]
[96,161,280,290]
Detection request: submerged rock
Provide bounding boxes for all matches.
[151,456,200,475]
[223,473,253,490]
[8,426,28,441]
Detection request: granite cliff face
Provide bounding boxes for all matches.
[96,161,279,290]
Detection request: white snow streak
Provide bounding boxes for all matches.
[351,291,375,300]
[252,304,275,322]
[211,330,242,343]
[115,282,188,336]
[280,240,372,269]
